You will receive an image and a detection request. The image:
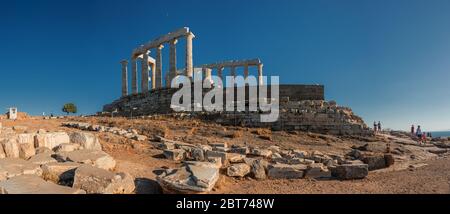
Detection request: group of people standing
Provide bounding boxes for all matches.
[411,125,430,144]
[373,121,382,132]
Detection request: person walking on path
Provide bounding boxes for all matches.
[377,121,382,132]
[411,125,415,135]
[373,121,378,132]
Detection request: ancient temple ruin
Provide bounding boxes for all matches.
[103,27,371,135]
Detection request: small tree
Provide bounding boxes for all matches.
[62,103,77,115]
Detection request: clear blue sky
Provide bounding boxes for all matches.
[1,0,450,131]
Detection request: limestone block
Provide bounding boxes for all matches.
[227,163,250,177]
[1,139,19,158]
[72,165,135,194]
[250,159,267,180]
[34,132,70,150]
[206,150,228,165]
[331,164,368,180]
[54,143,80,153]
[267,163,307,179]
[163,149,185,161]
[41,162,81,183]
[0,144,5,159]
[55,150,116,171]
[0,158,43,181]
[0,175,85,194]
[69,132,102,151]
[28,152,57,165]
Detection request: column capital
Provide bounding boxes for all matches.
[120,59,128,65]
[157,44,164,50]
[169,39,178,45]
[186,32,195,39]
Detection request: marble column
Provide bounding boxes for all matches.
[185,33,194,78]
[131,58,138,95]
[244,64,249,79]
[156,44,163,88]
[202,67,212,88]
[217,66,224,82]
[120,60,128,97]
[141,51,150,93]
[230,66,236,77]
[169,39,178,87]
[258,63,264,85]
[151,63,156,90]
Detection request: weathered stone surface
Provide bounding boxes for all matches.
[163,149,185,161]
[0,144,5,159]
[0,175,85,194]
[157,162,219,193]
[304,163,331,179]
[362,155,386,171]
[292,150,308,158]
[0,158,43,181]
[250,159,267,180]
[41,162,81,183]
[18,141,35,159]
[54,143,80,153]
[73,165,135,194]
[384,154,395,167]
[191,147,205,161]
[132,134,147,141]
[230,146,250,155]
[267,163,307,179]
[12,126,28,132]
[35,147,53,154]
[331,164,368,180]
[34,132,70,150]
[227,153,246,163]
[227,163,250,177]
[206,150,228,164]
[206,157,223,169]
[1,139,19,158]
[55,150,116,171]
[250,148,272,158]
[267,146,281,153]
[28,152,57,165]
[69,132,102,151]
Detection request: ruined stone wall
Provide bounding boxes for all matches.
[102,84,370,135]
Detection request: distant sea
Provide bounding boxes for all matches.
[430,131,450,138]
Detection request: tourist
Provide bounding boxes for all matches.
[377,121,382,132]
[411,125,415,135]
[373,121,377,132]
[416,125,423,143]
[422,132,427,144]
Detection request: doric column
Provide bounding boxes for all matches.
[258,63,263,85]
[120,60,128,97]
[151,63,156,90]
[131,58,138,95]
[141,51,150,93]
[244,64,249,79]
[185,33,194,78]
[230,66,236,77]
[156,44,163,88]
[202,67,212,88]
[169,39,178,87]
[217,66,224,82]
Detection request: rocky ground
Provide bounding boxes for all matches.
[1,115,449,194]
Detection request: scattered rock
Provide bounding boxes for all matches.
[267,163,307,179]
[73,165,135,194]
[384,154,395,167]
[250,148,272,158]
[227,163,251,177]
[0,144,5,159]
[55,150,116,171]
[427,148,448,154]
[35,147,53,154]
[163,149,185,161]
[206,150,228,165]
[304,163,331,179]
[35,132,70,150]
[69,132,102,151]
[41,162,81,183]
[12,126,28,132]
[54,143,80,153]
[0,175,85,194]
[0,158,43,181]
[250,159,267,180]
[331,164,368,180]
[157,162,219,193]
[1,139,19,158]
[361,155,387,171]
[28,152,57,165]
[230,146,250,155]
[227,153,246,163]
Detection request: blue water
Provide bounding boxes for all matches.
[430,131,450,138]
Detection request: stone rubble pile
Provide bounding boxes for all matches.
[0,126,134,194]
[153,136,395,193]
[62,122,148,141]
